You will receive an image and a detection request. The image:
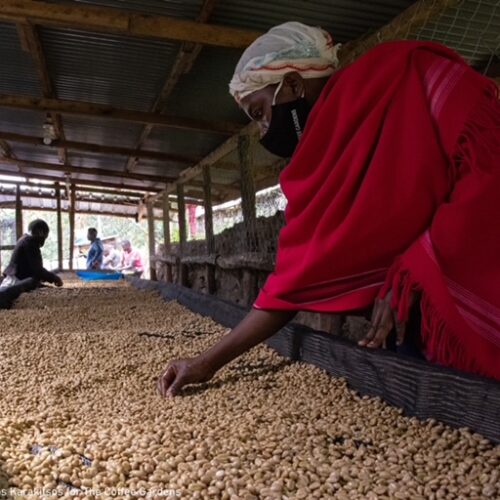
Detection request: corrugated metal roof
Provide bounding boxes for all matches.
[8,143,60,164]
[135,158,187,178]
[164,46,247,123]
[40,27,180,111]
[144,127,225,158]
[62,115,143,148]
[212,0,416,43]
[0,108,47,137]
[69,151,127,171]
[0,23,42,97]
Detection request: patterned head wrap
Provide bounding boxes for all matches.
[229,22,341,103]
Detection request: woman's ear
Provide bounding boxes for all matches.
[282,72,306,99]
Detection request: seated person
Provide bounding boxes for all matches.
[102,244,121,270]
[86,227,103,270]
[119,240,144,278]
[1,219,63,289]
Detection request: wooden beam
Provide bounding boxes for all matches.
[68,184,75,270]
[147,202,157,281]
[0,157,172,184]
[55,182,63,269]
[162,195,173,283]
[15,185,23,240]
[0,177,147,198]
[126,0,220,172]
[0,204,138,220]
[176,183,188,286]
[0,130,200,164]
[147,123,256,204]
[238,135,256,251]
[0,94,242,135]
[0,137,24,174]
[202,167,215,255]
[0,0,262,48]
[176,184,187,251]
[16,22,68,165]
[8,190,138,207]
[202,165,216,294]
[0,168,162,192]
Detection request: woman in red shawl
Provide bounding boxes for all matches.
[158,22,500,397]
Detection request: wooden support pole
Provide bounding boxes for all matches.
[176,183,188,286]
[68,184,75,270]
[203,165,216,294]
[55,182,63,269]
[162,194,173,283]
[147,202,157,281]
[238,134,256,251]
[15,185,23,240]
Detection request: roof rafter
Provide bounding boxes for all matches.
[0,0,261,48]
[0,157,173,184]
[16,21,68,165]
[0,130,200,164]
[0,168,162,192]
[0,94,242,135]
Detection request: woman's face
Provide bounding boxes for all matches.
[239,72,306,137]
[240,84,277,138]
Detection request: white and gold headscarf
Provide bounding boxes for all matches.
[229,22,341,103]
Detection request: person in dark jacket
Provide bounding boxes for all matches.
[86,227,104,270]
[1,219,63,289]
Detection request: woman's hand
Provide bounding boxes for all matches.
[53,275,63,287]
[157,357,215,398]
[157,308,296,398]
[358,290,406,349]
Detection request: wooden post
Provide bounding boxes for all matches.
[15,185,23,240]
[68,184,75,270]
[238,134,256,251]
[203,165,216,294]
[162,194,173,283]
[55,182,63,269]
[176,183,188,286]
[147,201,157,281]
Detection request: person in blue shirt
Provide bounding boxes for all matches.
[86,228,103,270]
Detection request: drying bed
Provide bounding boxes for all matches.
[0,277,497,499]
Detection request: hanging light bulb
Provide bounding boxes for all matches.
[42,116,57,145]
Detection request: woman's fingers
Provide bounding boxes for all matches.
[359,297,387,347]
[395,315,406,346]
[367,305,393,348]
[158,364,178,397]
[359,299,382,346]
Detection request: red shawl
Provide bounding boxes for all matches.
[254,41,500,380]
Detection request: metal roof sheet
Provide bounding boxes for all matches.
[0,23,42,97]
[62,115,143,148]
[0,108,47,137]
[40,27,180,111]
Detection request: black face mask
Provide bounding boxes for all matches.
[259,97,311,158]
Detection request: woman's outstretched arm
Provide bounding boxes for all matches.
[157,308,296,397]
